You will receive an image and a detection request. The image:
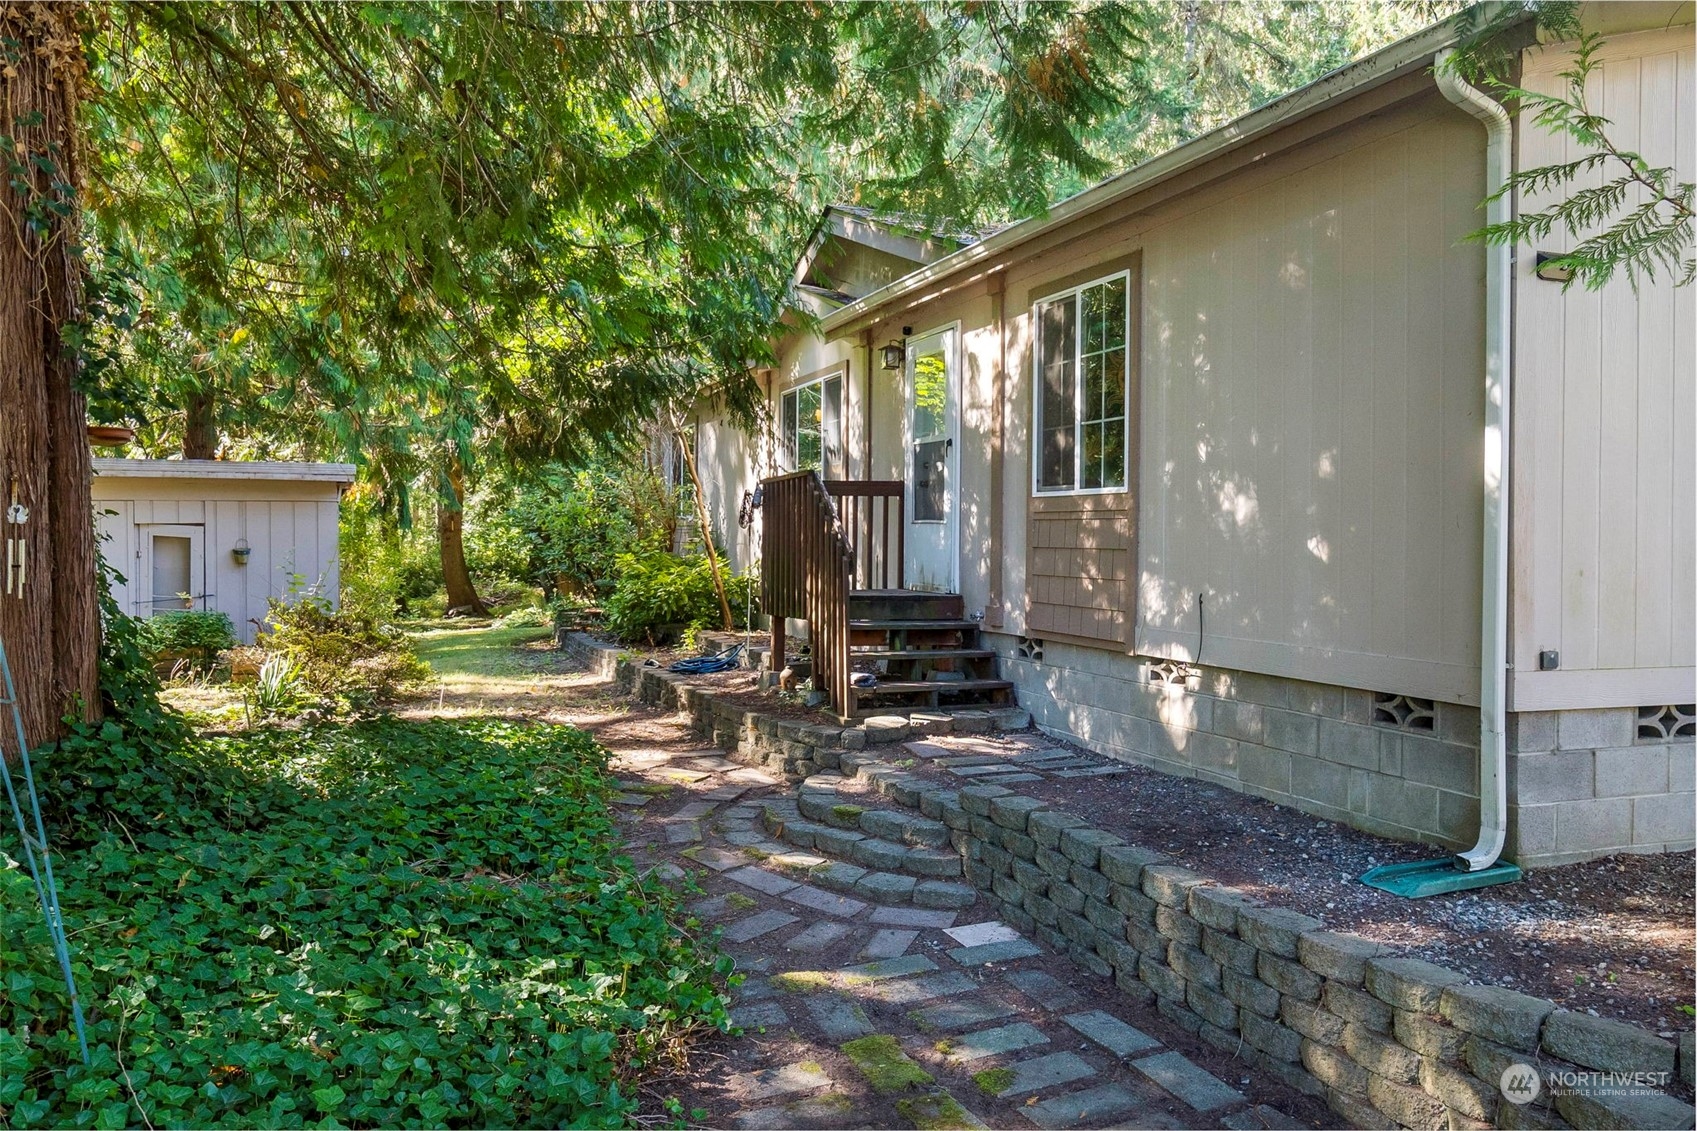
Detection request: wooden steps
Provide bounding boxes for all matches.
[845,589,1013,717]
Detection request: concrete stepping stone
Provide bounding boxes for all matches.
[724,909,801,943]
[702,784,750,801]
[897,1092,988,1130]
[868,971,978,1005]
[662,821,702,845]
[1052,765,1131,778]
[871,906,957,928]
[842,954,937,981]
[859,928,918,959]
[949,939,1043,966]
[686,895,732,920]
[1131,1050,1245,1112]
[783,885,869,918]
[735,1093,856,1129]
[935,755,1008,767]
[1220,1106,1306,1130]
[1021,1083,1141,1129]
[786,921,854,952]
[910,996,1018,1033]
[841,1034,934,1094]
[688,756,740,771]
[735,976,777,1001]
[945,921,1022,947]
[967,772,1042,784]
[976,1052,1094,1098]
[612,792,652,806]
[725,865,798,895]
[1062,1010,1161,1058]
[726,1062,832,1102]
[674,800,718,818]
[658,767,711,782]
[732,1001,789,1029]
[997,964,1079,1005]
[681,845,744,871]
[901,740,954,759]
[723,829,770,847]
[948,763,1024,777]
[944,1022,1050,1063]
[729,767,779,785]
[804,995,874,1041]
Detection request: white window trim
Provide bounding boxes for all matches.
[1030,268,1132,497]
[779,369,846,476]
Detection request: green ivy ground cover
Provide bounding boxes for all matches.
[2,716,730,1129]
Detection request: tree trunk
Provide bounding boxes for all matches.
[183,385,218,459]
[676,428,733,631]
[438,456,488,616]
[0,2,100,753]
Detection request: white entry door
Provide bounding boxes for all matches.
[141,524,207,614]
[904,325,960,592]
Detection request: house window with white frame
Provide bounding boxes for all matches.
[781,372,845,479]
[1034,273,1129,493]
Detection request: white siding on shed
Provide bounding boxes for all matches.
[1509,27,1697,711]
[1137,104,1487,704]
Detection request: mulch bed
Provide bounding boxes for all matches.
[902,737,1695,1037]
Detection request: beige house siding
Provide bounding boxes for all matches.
[1135,96,1487,705]
[1509,26,1697,712]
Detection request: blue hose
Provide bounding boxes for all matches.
[668,643,745,674]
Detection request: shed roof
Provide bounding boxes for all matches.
[92,458,357,485]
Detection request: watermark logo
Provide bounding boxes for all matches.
[1501,1063,1542,1105]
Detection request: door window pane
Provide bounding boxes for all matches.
[152,536,192,610]
[912,349,947,441]
[913,438,948,522]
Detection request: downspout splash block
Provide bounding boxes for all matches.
[1360,857,1522,899]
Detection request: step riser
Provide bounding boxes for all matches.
[849,592,966,622]
[763,804,963,879]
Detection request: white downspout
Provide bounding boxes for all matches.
[1436,48,1512,872]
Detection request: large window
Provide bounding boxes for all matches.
[1034,273,1129,493]
[781,372,845,478]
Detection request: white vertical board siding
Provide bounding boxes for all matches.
[1510,28,1696,711]
[1139,105,1486,704]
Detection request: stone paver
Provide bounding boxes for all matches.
[784,885,870,918]
[945,920,1023,947]
[732,1001,790,1029]
[859,928,918,959]
[658,767,712,783]
[870,906,957,928]
[1131,1051,1245,1112]
[683,845,746,871]
[981,1052,1095,1098]
[726,1063,833,1102]
[1052,765,1131,778]
[663,820,702,844]
[804,995,874,1041]
[1220,1105,1306,1130]
[612,791,652,806]
[725,865,799,895]
[1005,969,1083,1009]
[724,909,801,943]
[675,800,718,818]
[949,938,1044,966]
[842,954,937,981]
[944,1022,1050,1062]
[786,921,854,952]
[1063,1010,1162,1058]
[868,971,978,1005]
[911,996,1019,1033]
[1022,1084,1141,1130]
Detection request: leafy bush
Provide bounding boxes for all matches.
[7,717,730,1129]
[339,491,441,619]
[505,465,679,598]
[260,596,431,705]
[133,610,237,669]
[602,552,756,645]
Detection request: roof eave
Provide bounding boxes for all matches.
[818,14,1480,338]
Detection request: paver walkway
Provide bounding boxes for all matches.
[579,680,1333,1129]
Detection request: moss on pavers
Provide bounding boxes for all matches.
[896,1091,988,1130]
[841,1034,934,1094]
[831,803,867,824]
[970,1067,1015,1096]
[724,892,758,912]
[770,971,835,993]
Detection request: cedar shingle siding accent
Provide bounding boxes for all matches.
[1027,507,1132,644]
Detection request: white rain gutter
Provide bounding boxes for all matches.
[1435,48,1513,873]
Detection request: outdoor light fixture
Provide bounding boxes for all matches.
[880,340,905,370]
[232,537,251,565]
[1534,252,1573,283]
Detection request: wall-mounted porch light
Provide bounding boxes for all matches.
[232,537,251,565]
[880,341,905,371]
[1534,251,1573,283]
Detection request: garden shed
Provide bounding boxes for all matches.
[92,459,356,644]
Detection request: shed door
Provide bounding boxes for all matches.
[141,524,207,613]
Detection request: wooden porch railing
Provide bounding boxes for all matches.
[760,471,853,713]
[823,480,905,590]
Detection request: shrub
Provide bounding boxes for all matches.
[133,610,237,670]
[602,552,756,645]
[505,465,679,598]
[260,596,430,705]
[9,717,730,1129]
